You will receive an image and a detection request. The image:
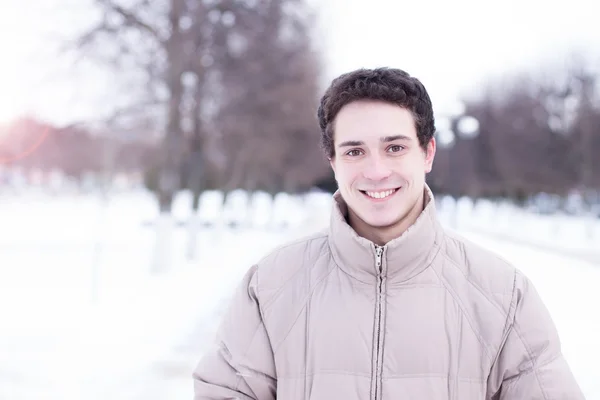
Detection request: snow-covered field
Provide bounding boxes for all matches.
[0,189,314,399]
[439,196,600,261]
[0,189,598,399]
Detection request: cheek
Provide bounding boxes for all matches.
[335,165,361,184]
[393,164,425,182]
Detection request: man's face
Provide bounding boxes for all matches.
[330,100,436,236]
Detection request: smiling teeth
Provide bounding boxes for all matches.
[366,190,395,199]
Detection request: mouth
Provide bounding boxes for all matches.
[359,187,401,202]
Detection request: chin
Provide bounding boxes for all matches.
[360,213,404,229]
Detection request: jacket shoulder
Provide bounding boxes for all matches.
[253,229,333,304]
[249,230,335,353]
[442,230,518,300]
[438,230,522,360]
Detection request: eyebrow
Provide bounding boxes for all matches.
[337,135,412,148]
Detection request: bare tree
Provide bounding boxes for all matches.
[72,0,201,212]
[66,0,327,263]
[68,0,194,272]
[212,0,328,198]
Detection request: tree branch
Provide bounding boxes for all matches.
[96,0,164,44]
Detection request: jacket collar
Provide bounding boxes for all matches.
[328,184,443,284]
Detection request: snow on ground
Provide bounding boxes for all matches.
[0,189,598,399]
[438,196,600,262]
[0,189,313,399]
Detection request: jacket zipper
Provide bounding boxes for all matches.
[373,245,385,400]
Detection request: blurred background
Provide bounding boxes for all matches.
[0,0,599,398]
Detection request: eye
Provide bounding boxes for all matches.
[387,145,404,153]
[346,149,363,157]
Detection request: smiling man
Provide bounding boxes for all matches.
[193,68,584,400]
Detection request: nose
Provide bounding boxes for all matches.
[362,154,392,181]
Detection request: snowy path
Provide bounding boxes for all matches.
[0,207,307,400]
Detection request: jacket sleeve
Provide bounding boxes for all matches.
[487,270,585,399]
[193,265,277,400]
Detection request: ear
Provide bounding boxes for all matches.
[424,137,436,173]
[329,157,336,174]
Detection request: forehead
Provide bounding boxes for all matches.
[333,100,417,142]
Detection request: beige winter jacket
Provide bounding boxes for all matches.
[193,186,584,399]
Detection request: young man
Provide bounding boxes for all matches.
[193,68,584,399]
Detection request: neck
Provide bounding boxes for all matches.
[348,190,426,246]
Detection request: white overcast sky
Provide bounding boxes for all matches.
[1,0,599,125]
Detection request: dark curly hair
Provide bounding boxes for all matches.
[317,67,435,159]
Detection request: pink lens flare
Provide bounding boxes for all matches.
[0,126,51,164]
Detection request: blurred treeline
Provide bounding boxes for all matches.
[0,1,598,214]
[429,60,600,208]
[1,0,329,212]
